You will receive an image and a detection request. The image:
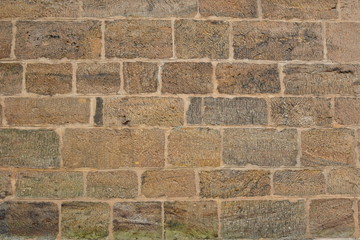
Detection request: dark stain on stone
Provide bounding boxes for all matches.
[326,67,354,74]
[94,97,103,126]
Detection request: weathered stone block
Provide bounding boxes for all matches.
[0,129,60,168]
[123,62,158,94]
[199,170,270,198]
[233,22,323,60]
[63,128,165,168]
[113,202,162,240]
[0,63,23,95]
[175,20,229,59]
[87,171,138,199]
[105,20,172,59]
[141,170,196,198]
[328,168,360,194]
[168,128,221,167]
[5,97,91,126]
[0,171,12,199]
[216,63,280,94]
[16,21,101,59]
[162,62,213,94]
[77,63,120,94]
[0,22,12,59]
[26,63,72,95]
[223,128,298,166]
[103,97,184,127]
[165,201,218,239]
[340,0,360,20]
[335,98,360,125]
[221,200,306,239]
[199,0,257,18]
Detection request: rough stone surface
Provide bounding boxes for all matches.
[328,168,360,194]
[5,97,90,126]
[26,63,73,95]
[262,0,338,19]
[167,128,221,167]
[162,62,213,94]
[123,62,158,94]
[199,170,271,198]
[283,64,360,95]
[61,202,110,240]
[77,63,120,94]
[16,171,83,199]
[340,0,360,20]
[83,0,197,18]
[216,63,280,94]
[103,97,184,127]
[16,21,102,59]
[0,129,60,168]
[187,97,268,125]
[223,128,298,166]
[63,128,165,168]
[0,171,12,199]
[310,199,354,237]
[0,202,59,239]
[105,20,172,59]
[270,97,332,127]
[164,201,218,239]
[335,98,360,125]
[301,129,356,167]
[273,170,326,196]
[199,0,257,18]
[233,21,323,60]
[175,20,229,59]
[0,22,12,59]
[113,202,162,240]
[141,170,196,198]
[86,171,138,199]
[0,63,23,95]
[327,23,360,62]
[221,200,306,239]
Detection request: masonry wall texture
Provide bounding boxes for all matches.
[0,0,360,239]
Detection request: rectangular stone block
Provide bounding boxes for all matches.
[103,97,184,127]
[223,128,298,167]
[141,170,196,198]
[175,20,229,59]
[113,202,162,240]
[199,0,257,18]
[165,201,218,239]
[186,97,202,124]
[123,62,158,94]
[327,23,360,62]
[162,62,213,94]
[301,129,356,166]
[0,171,12,199]
[273,170,326,196]
[340,0,360,20]
[283,64,360,95]
[5,97,91,126]
[262,0,338,19]
[186,97,267,125]
[0,0,80,18]
[16,171,83,199]
[271,97,332,127]
[105,20,172,59]
[221,200,306,239]
[0,63,23,95]
[63,128,165,168]
[83,0,197,18]
[0,129,60,168]
[77,63,120,94]
[310,199,354,237]
[233,21,323,60]
[0,22,12,59]
[62,202,110,240]
[216,63,280,94]
[0,202,59,239]
[16,21,101,59]
[86,171,138,199]
[199,170,270,198]
[328,168,360,194]
[335,98,360,125]
[168,128,221,167]
[26,63,72,95]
